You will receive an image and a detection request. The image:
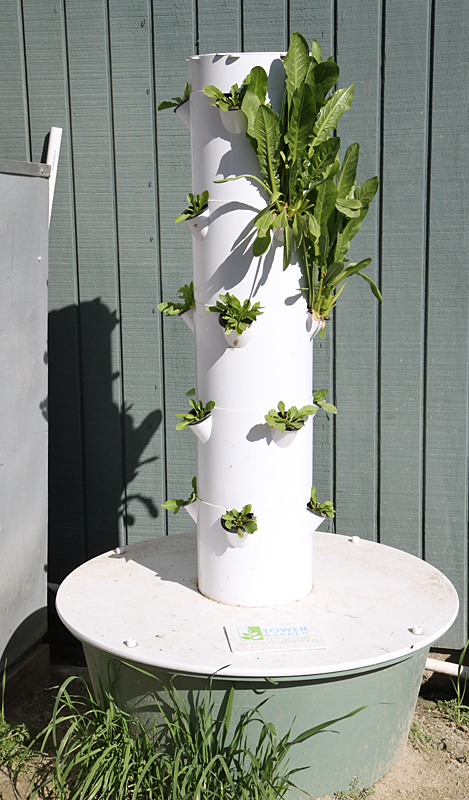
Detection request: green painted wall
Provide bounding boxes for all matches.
[1,0,467,647]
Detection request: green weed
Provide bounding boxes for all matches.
[29,672,367,800]
[408,721,439,749]
[334,776,375,799]
[0,667,33,776]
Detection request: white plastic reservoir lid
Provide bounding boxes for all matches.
[56,532,458,678]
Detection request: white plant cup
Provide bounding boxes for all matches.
[222,319,253,349]
[221,518,252,548]
[270,425,299,448]
[175,101,190,128]
[185,206,210,241]
[180,308,194,332]
[219,107,247,134]
[306,505,328,532]
[188,412,212,444]
[183,500,198,523]
[306,311,325,340]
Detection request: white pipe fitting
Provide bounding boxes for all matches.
[425,657,469,678]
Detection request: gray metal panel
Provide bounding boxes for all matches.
[0,170,49,670]
[0,159,50,178]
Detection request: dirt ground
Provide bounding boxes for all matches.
[1,657,469,800]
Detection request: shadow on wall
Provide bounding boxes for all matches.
[47,298,161,584]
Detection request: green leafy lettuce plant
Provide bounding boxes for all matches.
[214,32,381,321]
[308,486,335,518]
[207,292,264,335]
[312,388,337,416]
[157,82,191,110]
[265,401,318,432]
[157,281,194,316]
[203,66,268,113]
[175,191,209,223]
[175,388,215,430]
[162,476,197,515]
[221,505,258,537]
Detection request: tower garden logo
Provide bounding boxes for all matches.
[238,626,264,641]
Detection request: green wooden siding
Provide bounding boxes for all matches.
[1,0,467,647]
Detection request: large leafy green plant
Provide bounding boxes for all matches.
[214,33,381,321]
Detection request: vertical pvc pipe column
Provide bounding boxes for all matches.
[187,53,318,607]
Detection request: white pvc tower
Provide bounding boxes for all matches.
[178,53,322,607]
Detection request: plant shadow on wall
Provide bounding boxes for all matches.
[47,298,161,585]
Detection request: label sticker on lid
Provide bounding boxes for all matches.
[225,623,327,653]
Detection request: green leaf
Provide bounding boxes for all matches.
[321,402,337,414]
[254,106,281,192]
[244,66,268,102]
[241,91,262,141]
[314,180,337,226]
[313,388,328,402]
[310,136,341,176]
[186,388,195,396]
[157,100,177,110]
[283,224,293,270]
[336,142,360,199]
[318,325,327,338]
[341,257,372,280]
[310,39,323,65]
[285,84,317,169]
[358,271,383,302]
[311,84,355,147]
[253,231,271,257]
[203,85,224,100]
[256,209,274,237]
[312,61,340,95]
[355,175,379,208]
[308,213,321,239]
[283,32,310,104]
[324,261,345,285]
[290,705,371,746]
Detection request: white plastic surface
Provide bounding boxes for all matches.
[179,309,194,332]
[196,501,314,606]
[219,107,247,134]
[185,206,210,240]
[175,101,190,128]
[186,52,320,604]
[195,407,312,509]
[56,532,459,678]
[188,413,212,443]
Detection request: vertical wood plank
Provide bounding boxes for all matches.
[424,0,469,647]
[22,0,86,581]
[333,0,381,541]
[153,0,197,535]
[379,0,431,556]
[242,0,287,51]
[107,0,165,544]
[0,0,30,159]
[197,0,241,54]
[64,0,125,557]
